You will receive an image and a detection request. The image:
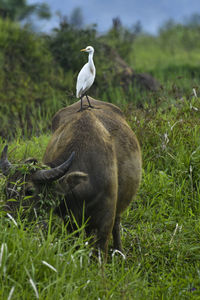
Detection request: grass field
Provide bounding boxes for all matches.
[1,20,200,299]
[1,93,200,299]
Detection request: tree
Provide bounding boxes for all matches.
[104,17,136,61]
[49,14,98,72]
[0,0,51,22]
[184,13,200,29]
[70,7,84,29]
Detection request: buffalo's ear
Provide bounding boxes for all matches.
[24,158,38,165]
[65,171,88,189]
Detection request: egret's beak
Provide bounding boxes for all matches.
[80,48,87,52]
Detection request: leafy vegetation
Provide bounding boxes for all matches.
[0,18,68,138]
[0,7,200,299]
[0,0,50,21]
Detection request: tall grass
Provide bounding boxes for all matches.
[0,93,200,299]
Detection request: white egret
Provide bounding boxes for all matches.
[76,46,96,111]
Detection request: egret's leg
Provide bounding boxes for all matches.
[81,97,83,110]
[86,95,94,108]
[77,97,83,112]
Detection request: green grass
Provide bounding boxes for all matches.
[0,94,200,299]
[130,30,200,72]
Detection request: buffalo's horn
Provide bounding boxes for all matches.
[32,152,75,183]
[0,145,12,175]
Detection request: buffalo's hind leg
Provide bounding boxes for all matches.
[94,212,116,262]
[85,224,109,262]
[112,216,123,253]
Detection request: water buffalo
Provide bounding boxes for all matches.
[0,97,142,258]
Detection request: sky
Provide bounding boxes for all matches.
[28,0,200,34]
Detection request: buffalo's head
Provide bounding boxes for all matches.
[0,145,75,217]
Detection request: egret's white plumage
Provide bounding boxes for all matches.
[76,46,96,110]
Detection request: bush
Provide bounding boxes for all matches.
[0,18,67,138]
